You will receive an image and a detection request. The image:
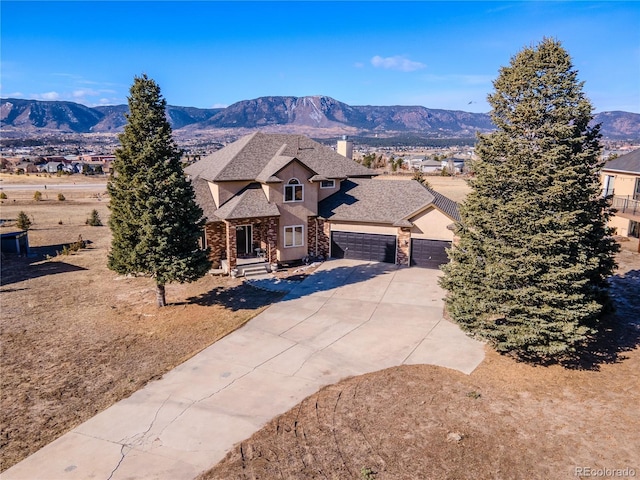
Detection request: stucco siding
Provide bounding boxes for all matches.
[409,207,455,241]
[214,181,252,207]
[329,222,398,236]
[318,180,340,201]
[273,161,318,262]
[609,215,631,237]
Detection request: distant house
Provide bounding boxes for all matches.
[601,148,640,238]
[185,132,460,273]
[419,159,443,173]
[441,157,466,174]
[43,162,64,174]
[14,162,38,174]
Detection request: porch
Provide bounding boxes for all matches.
[204,216,279,275]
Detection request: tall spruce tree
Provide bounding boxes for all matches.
[108,74,210,307]
[440,39,619,361]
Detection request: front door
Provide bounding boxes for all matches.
[236,225,252,256]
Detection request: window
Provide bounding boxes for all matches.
[602,175,615,197]
[320,179,335,189]
[284,178,303,202]
[284,225,304,247]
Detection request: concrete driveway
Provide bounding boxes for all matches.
[3,259,485,480]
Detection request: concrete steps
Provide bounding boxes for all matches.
[238,263,270,278]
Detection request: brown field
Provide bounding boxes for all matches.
[0,192,284,471]
[377,173,472,202]
[2,177,639,478]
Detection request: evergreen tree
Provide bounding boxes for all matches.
[16,211,32,231]
[108,74,210,307]
[440,39,619,361]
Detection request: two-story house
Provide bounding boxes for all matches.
[185,132,460,273]
[601,148,640,239]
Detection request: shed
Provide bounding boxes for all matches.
[1,231,30,255]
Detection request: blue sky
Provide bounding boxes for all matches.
[1,1,639,113]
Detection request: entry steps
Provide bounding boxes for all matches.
[237,263,271,278]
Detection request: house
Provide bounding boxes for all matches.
[43,161,64,174]
[601,148,640,238]
[419,159,443,173]
[185,132,460,272]
[14,162,39,174]
[440,157,466,174]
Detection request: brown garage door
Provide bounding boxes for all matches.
[410,239,451,269]
[331,231,397,263]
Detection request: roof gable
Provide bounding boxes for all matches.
[185,132,375,183]
[214,183,280,220]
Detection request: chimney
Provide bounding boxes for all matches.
[337,135,353,160]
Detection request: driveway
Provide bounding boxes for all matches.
[3,259,485,480]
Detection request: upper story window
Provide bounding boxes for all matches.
[320,179,335,189]
[284,178,303,202]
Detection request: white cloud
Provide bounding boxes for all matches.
[211,103,228,108]
[73,89,99,98]
[34,91,61,100]
[371,55,426,72]
[353,62,365,68]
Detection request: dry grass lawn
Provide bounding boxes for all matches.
[2,175,639,479]
[0,193,284,471]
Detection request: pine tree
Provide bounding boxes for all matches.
[16,211,32,231]
[440,38,619,361]
[108,74,211,307]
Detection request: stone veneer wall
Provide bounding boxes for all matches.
[217,217,279,269]
[396,227,411,266]
[204,222,226,268]
[307,217,330,259]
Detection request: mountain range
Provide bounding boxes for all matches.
[1,95,639,140]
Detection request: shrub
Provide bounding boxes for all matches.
[86,209,102,226]
[57,193,66,201]
[16,211,32,230]
[0,192,7,199]
[33,191,42,201]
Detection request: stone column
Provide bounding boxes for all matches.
[397,227,411,266]
[204,221,226,268]
[320,220,331,258]
[225,221,237,270]
[266,217,278,264]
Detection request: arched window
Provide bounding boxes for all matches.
[284,178,303,202]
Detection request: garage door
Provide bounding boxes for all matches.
[331,231,397,263]
[410,239,451,269]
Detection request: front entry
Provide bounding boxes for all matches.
[236,225,253,257]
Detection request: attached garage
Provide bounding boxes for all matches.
[331,231,397,264]
[410,238,451,269]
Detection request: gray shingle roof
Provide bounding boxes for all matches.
[184,132,375,182]
[318,179,460,225]
[213,183,280,220]
[603,149,640,174]
[424,187,461,221]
